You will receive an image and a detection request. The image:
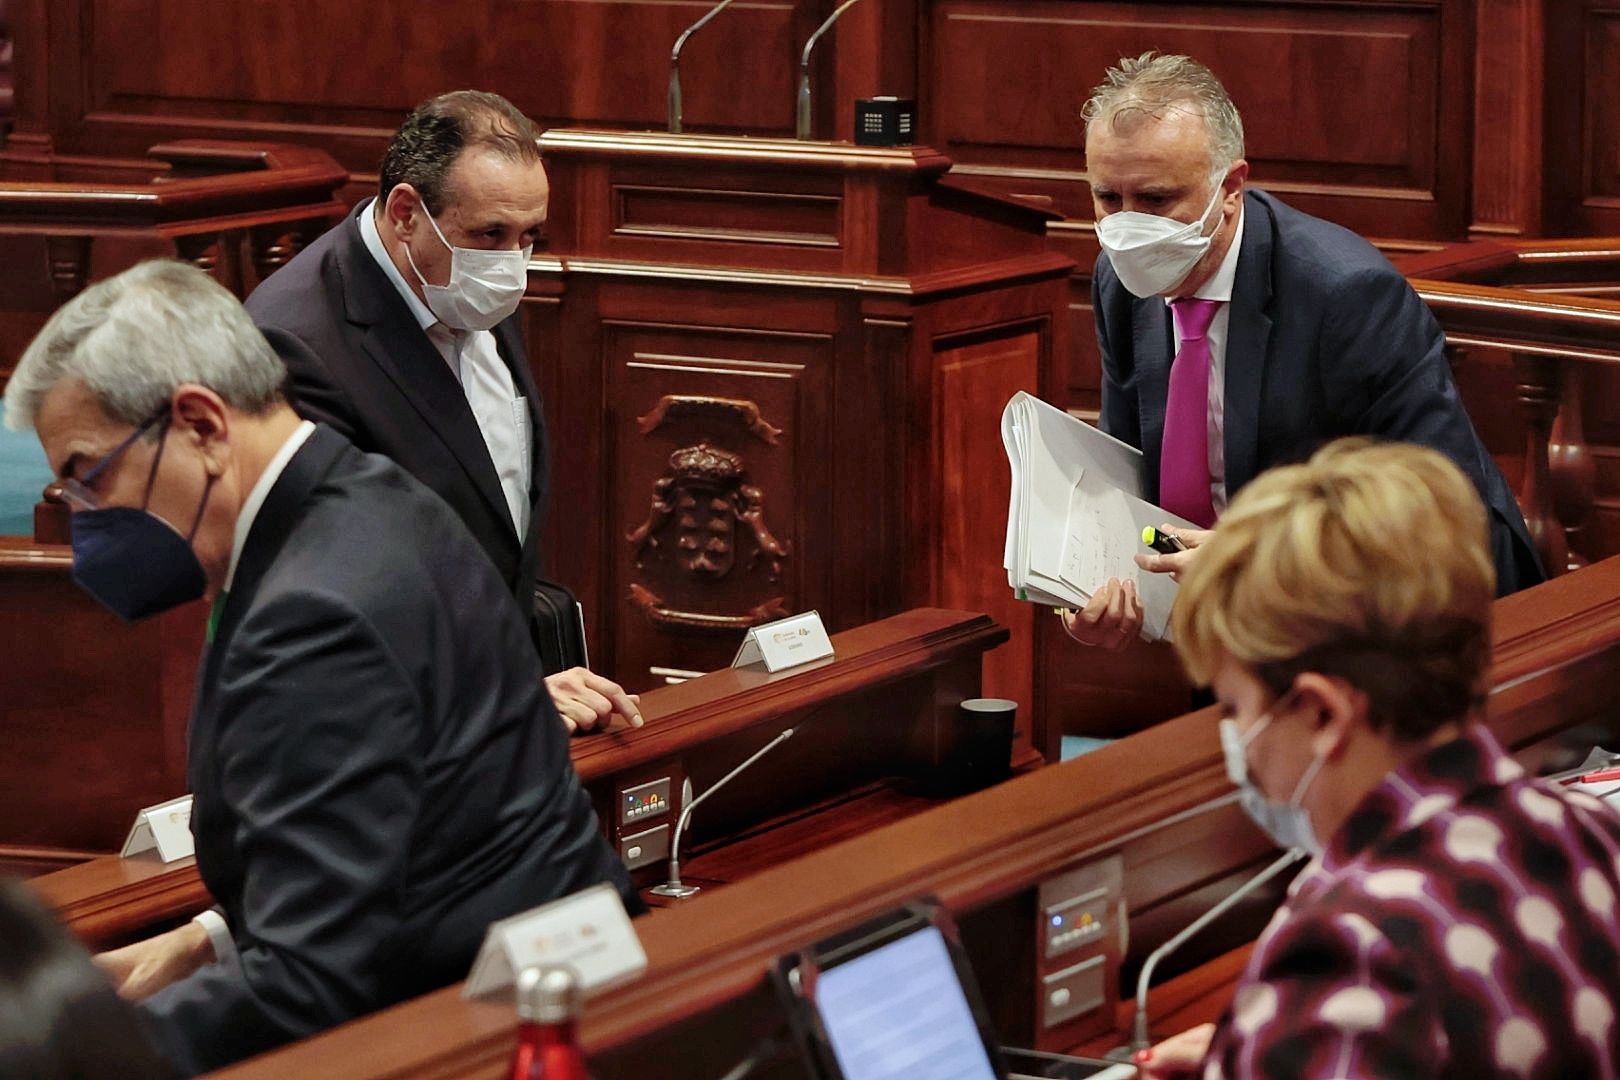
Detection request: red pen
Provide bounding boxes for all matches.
[1579,766,1620,784]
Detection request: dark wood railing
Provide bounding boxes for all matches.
[1400,240,1620,575]
[0,139,348,539]
[0,139,346,306]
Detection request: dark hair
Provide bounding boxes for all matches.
[377,90,544,213]
[0,879,174,1078]
[1253,617,1490,743]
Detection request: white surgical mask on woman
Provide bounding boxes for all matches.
[1219,695,1326,856]
[403,204,531,331]
[1095,171,1228,298]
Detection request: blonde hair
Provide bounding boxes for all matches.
[1172,439,1496,741]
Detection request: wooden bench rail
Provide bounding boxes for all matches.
[1385,238,1620,577]
[206,555,1620,1079]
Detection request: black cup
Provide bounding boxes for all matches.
[933,697,1016,795]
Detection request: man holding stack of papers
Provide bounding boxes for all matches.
[1025,54,1540,651]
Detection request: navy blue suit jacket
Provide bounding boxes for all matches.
[138,427,634,1076]
[245,204,547,614]
[1093,188,1544,595]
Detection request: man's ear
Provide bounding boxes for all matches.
[383,184,422,241]
[170,385,230,478]
[1222,159,1249,207]
[1293,671,1365,762]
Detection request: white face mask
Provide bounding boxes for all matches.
[403,204,532,331]
[1219,702,1325,856]
[1095,171,1229,299]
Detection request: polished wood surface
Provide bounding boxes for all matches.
[0,538,205,875]
[207,551,1620,1080]
[534,131,1070,756]
[1390,239,1620,574]
[30,608,1010,950]
[0,139,347,391]
[12,1,1590,244]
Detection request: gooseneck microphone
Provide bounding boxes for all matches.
[650,726,796,898]
[668,0,742,133]
[795,0,868,139]
[1129,847,1307,1054]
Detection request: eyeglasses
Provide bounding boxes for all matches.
[56,412,169,512]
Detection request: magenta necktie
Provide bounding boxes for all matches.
[1160,297,1222,528]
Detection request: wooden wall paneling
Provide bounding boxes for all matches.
[848,310,912,626]
[828,0,920,143]
[1577,2,1620,235]
[1471,0,1545,238]
[0,542,204,863]
[1047,222,1101,417]
[7,0,829,192]
[932,324,1040,726]
[926,0,1471,241]
[606,319,834,686]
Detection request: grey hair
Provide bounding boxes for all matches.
[4,260,286,432]
[1082,53,1246,171]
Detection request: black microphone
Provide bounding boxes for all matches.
[795,0,868,139]
[668,0,742,133]
[1123,848,1306,1056]
[650,726,796,898]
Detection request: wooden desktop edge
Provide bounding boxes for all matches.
[209,557,1620,1079]
[32,607,1009,946]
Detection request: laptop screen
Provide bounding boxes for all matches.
[815,924,1000,1080]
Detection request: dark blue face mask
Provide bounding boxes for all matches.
[67,414,215,622]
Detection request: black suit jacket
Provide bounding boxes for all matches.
[137,426,633,1076]
[245,203,547,615]
[1093,188,1545,596]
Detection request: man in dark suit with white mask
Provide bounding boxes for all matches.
[1063,53,1542,651]
[247,90,639,732]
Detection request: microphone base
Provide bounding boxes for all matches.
[649,881,701,899]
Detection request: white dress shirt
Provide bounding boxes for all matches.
[1165,203,1245,516]
[357,199,531,537]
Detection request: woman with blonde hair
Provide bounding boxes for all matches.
[1139,438,1620,1079]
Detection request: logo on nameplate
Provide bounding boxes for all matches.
[463,882,646,1000]
[120,795,194,863]
[731,610,834,673]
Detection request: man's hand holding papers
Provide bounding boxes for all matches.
[1003,392,1197,644]
[1060,578,1141,650]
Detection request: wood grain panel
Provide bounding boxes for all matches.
[936,331,1039,718]
[0,545,204,855]
[933,4,1427,170]
[62,0,807,176]
[926,0,1467,239]
[613,184,842,247]
[607,322,833,687]
[1584,9,1620,206]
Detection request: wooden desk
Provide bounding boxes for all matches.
[32,608,1010,951]
[0,539,205,876]
[212,555,1620,1079]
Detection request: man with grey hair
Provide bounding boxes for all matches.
[7,259,637,1075]
[247,89,641,733]
[1063,52,1541,650]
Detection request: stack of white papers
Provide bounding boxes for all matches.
[1001,392,1194,641]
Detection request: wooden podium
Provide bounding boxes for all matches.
[529,131,1072,756]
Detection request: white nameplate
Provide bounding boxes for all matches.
[463,882,646,1000]
[731,610,835,673]
[120,795,195,862]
